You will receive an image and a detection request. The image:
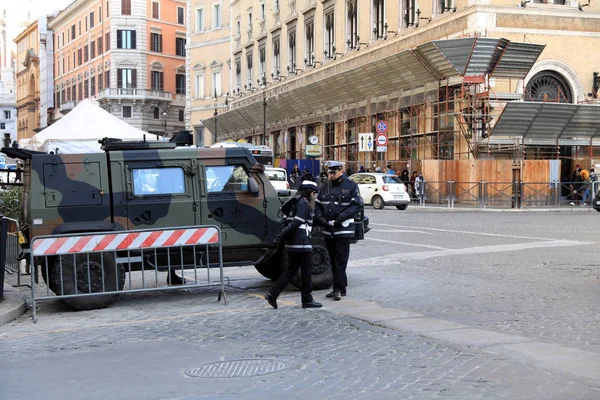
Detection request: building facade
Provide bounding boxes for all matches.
[14,17,55,141]
[186,0,230,146]
[49,0,187,136]
[198,0,600,179]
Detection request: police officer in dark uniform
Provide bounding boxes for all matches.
[315,161,362,301]
[264,180,323,309]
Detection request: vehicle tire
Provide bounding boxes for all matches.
[396,204,408,210]
[289,245,333,290]
[254,247,284,281]
[372,195,385,210]
[596,208,600,212]
[50,252,125,310]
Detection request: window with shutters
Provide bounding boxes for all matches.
[90,76,96,96]
[99,6,102,22]
[117,30,136,49]
[106,1,109,18]
[85,16,88,31]
[213,4,222,28]
[72,85,76,100]
[152,1,159,18]
[151,33,162,52]
[98,73,103,90]
[305,20,314,65]
[247,51,253,85]
[90,12,95,28]
[90,40,95,58]
[195,73,204,98]
[176,37,186,56]
[179,110,184,122]
[347,0,358,49]
[177,7,185,24]
[151,70,164,90]
[212,71,221,96]
[121,0,131,15]
[84,79,89,98]
[117,68,136,89]
[259,46,266,81]
[154,107,160,119]
[403,0,416,27]
[324,9,335,59]
[105,70,110,88]
[78,48,82,65]
[71,24,75,40]
[84,45,89,62]
[105,32,110,50]
[196,8,204,32]
[98,36,103,54]
[176,73,186,94]
[288,29,296,72]
[79,21,82,35]
[272,37,280,78]
[123,106,132,118]
[78,82,83,100]
[234,58,241,90]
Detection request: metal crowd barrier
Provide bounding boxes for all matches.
[0,215,24,301]
[417,180,595,209]
[29,225,226,322]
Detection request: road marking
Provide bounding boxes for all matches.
[363,237,448,250]
[369,223,587,242]
[369,229,433,235]
[349,239,587,267]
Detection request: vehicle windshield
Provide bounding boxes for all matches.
[264,169,286,181]
[382,175,402,184]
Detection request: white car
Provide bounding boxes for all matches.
[264,167,290,191]
[349,173,410,210]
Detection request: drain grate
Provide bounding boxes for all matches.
[185,359,289,378]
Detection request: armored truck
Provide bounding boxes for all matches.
[3,140,362,310]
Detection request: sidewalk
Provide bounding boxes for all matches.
[0,273,28,325]
[409,203,596,212]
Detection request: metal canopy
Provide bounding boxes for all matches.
[492,102,600,140]
[202,37,545,136]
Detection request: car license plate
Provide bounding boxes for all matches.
[394,195,403,200]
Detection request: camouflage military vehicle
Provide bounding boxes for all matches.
[2,140,366,310]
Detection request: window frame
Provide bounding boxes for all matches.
[177,6,185,24]
[196,7,204,32]
[132,167,187,197]
[121,0,132,16]
[152,1,160,19]
[213,3,222,28]
[122,105,132,118]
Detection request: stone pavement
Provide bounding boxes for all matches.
[1,279,599,400]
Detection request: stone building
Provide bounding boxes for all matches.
[198,0,600,179]
[185,0,231,146]
[14,17,55,141]
[49,0,187,136]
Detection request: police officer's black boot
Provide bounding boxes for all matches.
[167,271,186,285]
[302,300,323,308]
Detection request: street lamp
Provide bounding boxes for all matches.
[213,89,218,144]
[161,111,168,139]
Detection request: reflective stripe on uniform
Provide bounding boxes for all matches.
[294,215,306,222]
[285,244,313,249]
[333,230,354,235]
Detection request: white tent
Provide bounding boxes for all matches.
[26,99,160,153]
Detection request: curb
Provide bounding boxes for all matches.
[0,288,28,325]
[406,205,595,213]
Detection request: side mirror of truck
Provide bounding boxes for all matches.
[248,177,260,195]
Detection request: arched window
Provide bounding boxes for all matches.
[525,70,573,103]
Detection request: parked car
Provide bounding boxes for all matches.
[264,167,290,192]
[349,172,410,210]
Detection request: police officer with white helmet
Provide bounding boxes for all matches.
[315,161,362,300]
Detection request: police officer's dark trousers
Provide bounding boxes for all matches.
[268,252,313,303]
[326,237,351,293]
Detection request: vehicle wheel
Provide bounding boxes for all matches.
[254,247,284,281]
[50,252,125,310]
[289,245,333,290]
[596,208,600,212]
[396,204,408,210]
[372,195,385,210]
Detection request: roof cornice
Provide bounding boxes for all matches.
[48,0,90,29]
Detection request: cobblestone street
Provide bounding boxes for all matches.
[1,209,599,399]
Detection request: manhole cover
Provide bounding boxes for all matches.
[185,359,289,378]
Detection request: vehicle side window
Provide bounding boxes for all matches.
[132,167,185,196]
[205,165,249,193]
[350,175,363,184]
[363,175,376,184]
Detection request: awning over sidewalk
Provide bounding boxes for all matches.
[202,37,545,136]
[491,102,600,141]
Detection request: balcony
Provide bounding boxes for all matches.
[172,94,186,107]
[59,100,77,113]
[96,88,174,102]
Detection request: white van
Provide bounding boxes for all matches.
[264,167,289,191]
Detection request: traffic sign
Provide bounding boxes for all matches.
[376,133,388,146]
[358,133,373,152]
[377,146,387,152]
[376,120,388,134]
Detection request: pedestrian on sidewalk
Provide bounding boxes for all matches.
[315,160,362,301]
[265,180,322,309]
